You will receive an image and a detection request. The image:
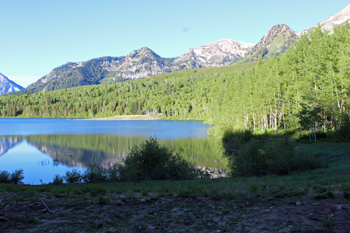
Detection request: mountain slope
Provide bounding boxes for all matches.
[242,24,298,63]
[26,41,254,92]
[300,4,350,35]
[0,73,25,95]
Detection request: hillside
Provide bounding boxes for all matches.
[26,40,254,93]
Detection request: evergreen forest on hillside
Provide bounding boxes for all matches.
[1,24,350,136]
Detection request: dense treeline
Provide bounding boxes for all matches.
[1,24,350,135]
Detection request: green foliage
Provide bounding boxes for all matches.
[334,116,350,142]
[0,171,10,183]
[64,169,82,183]
[52,174,64,185]
[222,129,254,156]
[322,216,336,228]
[229,138,326,177]
[82,165,108,183]
[118,137,202,181]
[0,169,25,184]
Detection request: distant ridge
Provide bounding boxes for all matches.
[23,4,350,92]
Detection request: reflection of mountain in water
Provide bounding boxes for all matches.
[26,134,227,169]
[0,136,23,156]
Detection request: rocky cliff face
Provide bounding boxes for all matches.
[299,4,350,35]
[0,73,25,95]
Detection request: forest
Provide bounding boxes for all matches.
[1,24,350,137]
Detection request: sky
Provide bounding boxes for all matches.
[1,0,349,87]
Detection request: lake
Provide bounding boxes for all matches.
[0,119,226,184]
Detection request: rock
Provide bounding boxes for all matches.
[336,205,342,210]
[269,206,274,209]
[115,200,124,206]
[140,199,146,202]
[264,209,270,212]
[93,219,103,228]
[288,225,294,228]
[296,202,303,206]
[0,217,8,222]
[119,195,126,199]
[147,225,156,230]
[216,230,222,233]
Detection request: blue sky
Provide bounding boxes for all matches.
[1,0,349,87]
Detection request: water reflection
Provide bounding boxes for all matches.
[0,134,227,183]
[26,134,226,169]
[0,136,23,156]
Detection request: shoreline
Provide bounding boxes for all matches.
[79,115,163,121]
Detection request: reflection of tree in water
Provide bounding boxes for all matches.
[26,134,227,169]
[0,136,23,157]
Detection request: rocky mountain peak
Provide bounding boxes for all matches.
[257,24,295,46]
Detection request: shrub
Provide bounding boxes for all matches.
[229,138,326,177]
[52,174,64,185]
[82,165,108,183]
[334,116,350,142]
[118,137,201,181]
[64,169,82,183]
[0,169,25,184]
[10,169,25,184]
[222,129,254,156]
[0,171,10,183]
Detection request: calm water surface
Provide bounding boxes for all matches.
[0,119,225,184]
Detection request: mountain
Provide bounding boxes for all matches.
[242,24,298,63]
[300,4,350,35]
[26,41,254,92]
[174,39,254,67]
[0,73,25,95]
[25,4,350,92]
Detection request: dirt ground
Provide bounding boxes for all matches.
[0,191,349,232]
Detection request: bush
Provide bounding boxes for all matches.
[0,169,25,184]
[0,171,10,183]
[334,116,350,142]
[82,165,108,183]
[222,129,254,156]
[229,138,326,177]
[52,174,64,185]
[229,139,266,177]
[118,137,202,181]
[64,169,82,183]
